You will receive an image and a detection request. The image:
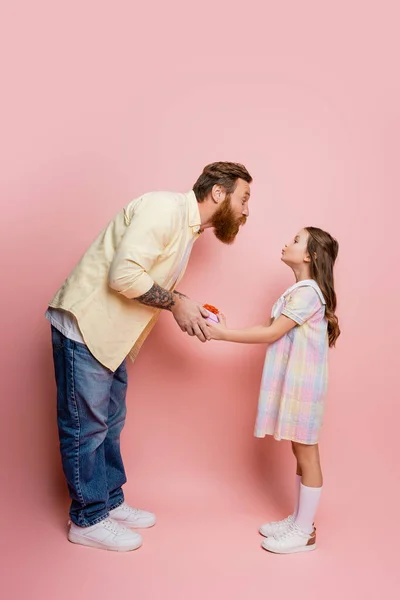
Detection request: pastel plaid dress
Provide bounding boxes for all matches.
[254,280,329,445]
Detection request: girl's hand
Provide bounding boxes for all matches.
[206,313,228,340]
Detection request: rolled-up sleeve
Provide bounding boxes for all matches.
[108,195,178,299]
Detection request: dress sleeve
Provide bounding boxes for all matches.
[281,286,323,325]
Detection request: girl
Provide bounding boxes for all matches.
[207,227,340,554]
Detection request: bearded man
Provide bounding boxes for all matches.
[46,162,252,551]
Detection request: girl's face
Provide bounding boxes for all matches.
[281,229,311,266]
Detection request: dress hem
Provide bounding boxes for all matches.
[254,431,319,445]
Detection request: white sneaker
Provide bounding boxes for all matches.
[109,502,156,529]
[261,523,317,554]
[68,518,143,552]
[259,514,295,538]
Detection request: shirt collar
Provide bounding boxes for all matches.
[285,279,326,305]
[186,190,202,233]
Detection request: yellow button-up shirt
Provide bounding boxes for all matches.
[48,190,201,371]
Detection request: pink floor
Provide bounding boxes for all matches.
[5,468,398,600]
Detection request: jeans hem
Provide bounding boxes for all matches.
[109,497,125,512]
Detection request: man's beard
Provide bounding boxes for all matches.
[211,196,247,244]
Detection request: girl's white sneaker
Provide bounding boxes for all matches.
[259,514,295,538]
[261,523,317,554]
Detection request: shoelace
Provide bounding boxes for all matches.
[277,516,293,527]
[273,522,305,540]
[267,515,293,529]
[120,504,140,516]
[103,519,125,535]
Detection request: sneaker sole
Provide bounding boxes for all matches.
[262,542,317,554]
[68,532,142,552]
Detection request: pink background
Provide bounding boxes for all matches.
[1,1,398,598]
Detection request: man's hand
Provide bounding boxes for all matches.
[135,283,210,342]
[171,295,211,342]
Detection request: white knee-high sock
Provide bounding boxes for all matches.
[295,484,322,534]
[293,474,302,518]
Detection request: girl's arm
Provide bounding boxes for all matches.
[207,314,297,344]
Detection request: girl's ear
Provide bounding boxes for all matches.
[305,251,317,263]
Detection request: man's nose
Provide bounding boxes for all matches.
[242,206,249,217]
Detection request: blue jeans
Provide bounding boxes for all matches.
[51,326,127,527]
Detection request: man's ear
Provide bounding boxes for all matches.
[211,184,225,205]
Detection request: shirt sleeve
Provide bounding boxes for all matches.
[281,286,323,325]
[108,194,181,299]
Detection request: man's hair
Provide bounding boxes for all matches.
[193,162,252,202]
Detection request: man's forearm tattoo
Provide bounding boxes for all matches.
[173,290,187,300]
[136,284,183,311]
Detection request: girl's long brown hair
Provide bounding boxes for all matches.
[305,227,340,347]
